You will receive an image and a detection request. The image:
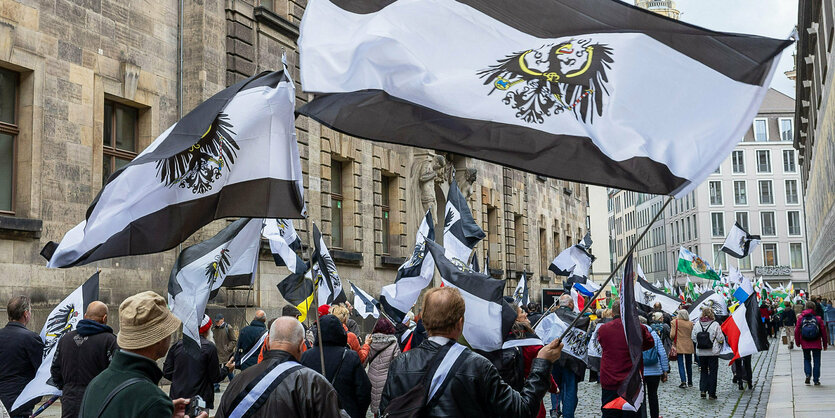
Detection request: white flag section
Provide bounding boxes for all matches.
[299,0,790,196]
[350,282,380,319]
[549,245,594,279]
[12,273,99,411]
[535,312,588,365]
[688,290,729,322]
[380,211,436,324]
[513,273,530,307]
[721,221,761,259]
[263,219,305,274]
[44,69,305,268]
[312,223,347,305]
[443,180,485,263]
[168,218,261,356]
[635,277,682,315]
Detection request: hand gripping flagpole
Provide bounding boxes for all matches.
[555,196,674,342]
[303,217,327,376]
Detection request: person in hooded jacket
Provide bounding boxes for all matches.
[300,314,371,418]
[361,317,401,417]
[691,307,724,399]
[50,301,118,418]
[795,301,829,385]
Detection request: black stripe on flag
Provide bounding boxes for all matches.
[82,271,100,307]
[277,272,315,307]
[618,254,644,409]
[744,292,768,353]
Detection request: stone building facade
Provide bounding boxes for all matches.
[0,0,588,332]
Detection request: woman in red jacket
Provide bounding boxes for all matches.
[795,301,829,385]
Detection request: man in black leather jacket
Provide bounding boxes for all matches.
[379,287,563,417]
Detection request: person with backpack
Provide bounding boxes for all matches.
[782,302,798,349]
[300,314,371,418]
[691,307,725,400]
[671,309,694,388]
[640,317,669,418]
[362,317,401,417]
[794,301,829,385]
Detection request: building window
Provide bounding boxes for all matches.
[731,150,745,173]
[711,212,724,237]
[692,214,698,239]
[785,179,799,204]
[739,254,751,270]
[783,149,796,172]
[0,68,18,214]
[686,217,692,241]
[540,228,548,277]
[762,243,778,266]
[733,181,747,205]
[709,181,723,206]
[756,150,771,173]
[758,180,774,204]
[761,211,776,236]
[514,214,524,270]
[380,176,391,254]
[790,243,803,269]
[753,118,768,141]
[102,100,139,186]
[736,212,749,231]
[779,118,793,142]
[713,244,726,271]
[486,207,498,268]
[330,160,344,248]
[787,211,801,236]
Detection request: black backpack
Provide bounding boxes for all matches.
[800,314,821,341]
[696,322,714,349]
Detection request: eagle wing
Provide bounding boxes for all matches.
[477,50,529,93]
[562,44,614,124]
[155,113,239,188]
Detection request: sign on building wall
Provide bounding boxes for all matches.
[754,266,792,276]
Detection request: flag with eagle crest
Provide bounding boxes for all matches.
[42,69,305,268]
[298,0,791,197]
[443,179,485,264]
[380,210,436,324]
[168,218,262,357]
[12,272,99,412]
[312,223,347,305]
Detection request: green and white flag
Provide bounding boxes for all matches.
[677,247,720,282]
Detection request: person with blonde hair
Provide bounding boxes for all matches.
[691,307,724,399]
[331,304,368,363]
[671,309,694,388]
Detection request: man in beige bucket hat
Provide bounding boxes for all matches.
[79,291,207,418]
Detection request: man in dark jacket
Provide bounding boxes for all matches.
[79,291,206,418]
[163,315,234,410]
[235,310,267,370]
[782,302,798,349]
[380,287,563,417]
[549,294,591,418]
[215,317,347,417]
[300,314,371,418]
[212,314,236,392]
[0,296,44,418]
[50,301,118,418]
[527,302,544,326]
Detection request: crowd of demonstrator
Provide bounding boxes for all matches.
[0,292,832,418]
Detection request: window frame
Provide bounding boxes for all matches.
[756,150,772,173]
[710,212,725,237]
[713,243,726,272]
[753,118,769,142]
[380,175,391,255]
[760,211,776,236]
[708,180,723,206]
[102,100,139,186]
[789,242,804,270]
[787,210,802,236]
[731,150,745,174]
[778,117,794,142]
[0,68,19,215]
[758,180,774,205]
[733,180,748,206]
[762,243,778,267]
[735,211,749,231]
[330,159,345,249]
[782,149,797,173]
[785,179,799,205]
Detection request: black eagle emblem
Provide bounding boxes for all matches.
[478,39,614,124]
[156,113,240,194]
[205,248,231,285]
[44,303,78,357]
[444,208,455,230]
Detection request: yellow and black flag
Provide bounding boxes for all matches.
[277,270,316,322]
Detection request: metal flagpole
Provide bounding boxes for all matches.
[555,196,674,342]
[304,216,327,375]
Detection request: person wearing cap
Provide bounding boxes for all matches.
[50,301,118,418]
[79,291,207,418]
[212,313,237,391]
[163,314,235,410]
[235,310,267,371]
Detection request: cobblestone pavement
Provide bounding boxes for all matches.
[545,336,780,418]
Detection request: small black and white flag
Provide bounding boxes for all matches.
[687,290,729,322]
[443,180,485,263]
[721,222,761,259]
[513,273,530,307]
[312,223,347,305]
[168,218,261,357]
[12,272,99,412]
[579,232,593,251]
[426,239,515,351]
[263,219,306,275]
[380,211,436,324]
[469,249,481,273]
[298,0,790,197]
[350,282,380,319]
[549,244,595,282]
[635,276,681,316]
[43,69,305,268]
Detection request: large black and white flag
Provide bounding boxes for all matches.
[43,69,305,267]
[721,222,761,259]
[298,0,790,197]
[350,282,380,319]
[549,244,595,283]
[635,276,681,316]
[12,272,99,411]
[687,290,729,322]
[443,180,485,263]
[312,223,347,305]
[426,239,515,351]
[380,211,436,324]
[168,218,261,357]
[535,309,588,365]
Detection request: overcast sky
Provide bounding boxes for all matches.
[624,0,798,97]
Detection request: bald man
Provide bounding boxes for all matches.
[216,317,347,417]
[236,309,269,370]
[51,301,118,418]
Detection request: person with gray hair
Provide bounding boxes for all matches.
[216,317,348,417]
[0,296,44,418]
